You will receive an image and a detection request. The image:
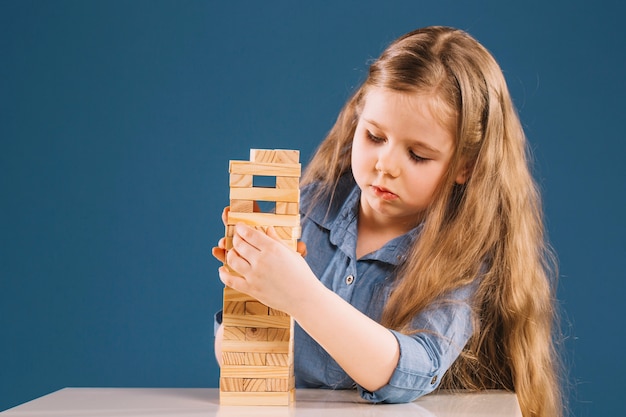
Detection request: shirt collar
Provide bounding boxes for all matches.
[303,176,422,266]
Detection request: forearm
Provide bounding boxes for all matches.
[289,278,400,392]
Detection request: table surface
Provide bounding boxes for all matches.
[1,388,522,417]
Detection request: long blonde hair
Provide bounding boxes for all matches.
[302,26,562,417]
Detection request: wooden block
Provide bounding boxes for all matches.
[245,327,268,342]
[227,212,300,227]
[276,176,299,190]
[230,187,299,203]
[223,326,246,341]
[244,352,267,366]
[266,353,289,366]
[243,379,266,392]
[229,173,253,188]
[224,287,257,302]
[224,301,245,315]
[222,352,246,365]
[221,366,290,379]
[220,377,245,392]
[266,378,289,392]
[221,340,290,354]
[267,328,290,342]
[273,226,301,239]
[229,161,301,178]
[222,314,291,329]
[230,199,254,213]
[269,308,288,316]
[250,149,299,164]
[276,202,299,215]
[245,301,269,315]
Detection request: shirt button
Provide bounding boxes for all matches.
[345,275,355,285]
[430,375,438,385]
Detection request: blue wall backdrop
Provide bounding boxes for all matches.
[1,1,624,415]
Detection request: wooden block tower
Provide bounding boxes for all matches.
[219,149,300,406]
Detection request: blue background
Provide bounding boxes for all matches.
[1,1,624,415]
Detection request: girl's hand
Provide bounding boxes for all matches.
[211,206,307,263]
[218,223,315,314]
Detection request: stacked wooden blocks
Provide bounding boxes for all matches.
[220,149,300,406]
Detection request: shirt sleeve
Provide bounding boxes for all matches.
[358,284,475,404]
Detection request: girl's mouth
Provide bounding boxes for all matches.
[371,185,399,201]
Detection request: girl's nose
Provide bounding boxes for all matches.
[375,145,401,177]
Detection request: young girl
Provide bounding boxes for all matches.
[213,26,562,417]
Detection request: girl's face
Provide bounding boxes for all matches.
[351,87,460,228]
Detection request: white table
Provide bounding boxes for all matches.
[1,388,522,416]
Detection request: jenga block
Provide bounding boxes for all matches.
[222,314,291,329]
[243,379,266,392]
[267,328,290,342]
[230,200,254,213]
[227,212,300,227]
[222,352,246,365]
[221,366,290,379]
[223,287,257,302]
[223,326,246,341]
[250,149,299,164]
[269,307,288,316]
[223,301,245,315]
[245,327,267,341]
[245,301,269,315]
[266,378,289,392]
[221,340,290,354]
[244,351,266,366]
[275,176,299,189]
[220,377,245,392]
[276,202,299,215]
[273,226,301,240]
[229,173,253,188]
[230,187,299,203]
[266,353,289,366]
[229,161,301,178]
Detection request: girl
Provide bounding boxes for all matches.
[213,26,562,417]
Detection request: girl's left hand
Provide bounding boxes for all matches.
[219,223,316,315]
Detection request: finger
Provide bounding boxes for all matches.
[221,207,230,226]
[212,246,226,263]
[297,241,307,257]
[226,246,251,274]
[218,265,248,292]
[233,223,270,251]
[265,226,282,242]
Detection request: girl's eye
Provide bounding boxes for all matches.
[409,150,428,163]
[366,131,385,143]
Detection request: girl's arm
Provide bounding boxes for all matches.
[218,223,400,392]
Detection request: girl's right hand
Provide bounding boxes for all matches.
[211,205,307,263]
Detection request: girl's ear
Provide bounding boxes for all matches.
[455,159,473,184]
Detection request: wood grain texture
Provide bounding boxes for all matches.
[229,161,301,177]
[230,187,299,203]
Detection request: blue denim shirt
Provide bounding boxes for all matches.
[294,175,476,403]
